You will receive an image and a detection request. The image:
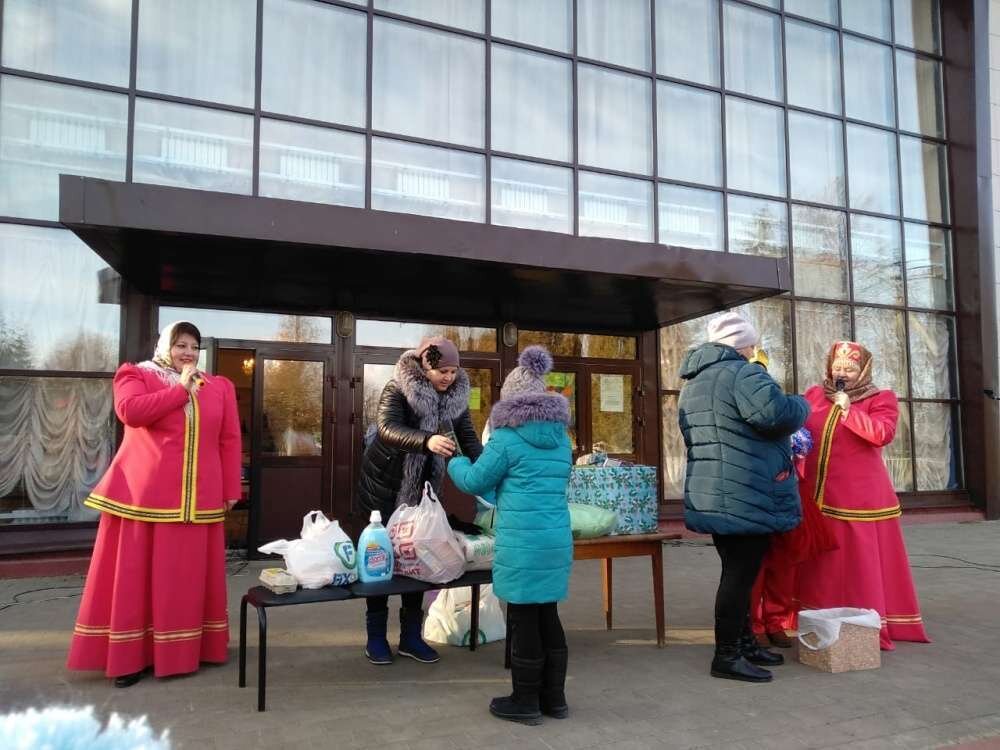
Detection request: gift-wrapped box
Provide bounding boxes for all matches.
[565,465,658,535]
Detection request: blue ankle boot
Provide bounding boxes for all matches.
[398,607,440,663]
[365,609,393,665]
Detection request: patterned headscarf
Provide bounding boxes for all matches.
[822,341,879,403]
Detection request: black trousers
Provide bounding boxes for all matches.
[507,602,566,660]
[711,533,771,646]
[366,591,424,614]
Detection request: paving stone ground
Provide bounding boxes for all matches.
[0,520,997,750]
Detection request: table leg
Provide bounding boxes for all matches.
[652,544,665,648]
[602,557,613,631]
[238,595,248,688]
[257,608,268,712]
[469,584,480,652]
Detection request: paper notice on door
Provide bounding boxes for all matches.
[468,387,482,411]
[599,375,625,413]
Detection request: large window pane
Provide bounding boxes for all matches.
[578,66,653,175]
[372,138,485,223]
[491,158,573,234]
[357,321,496,351]
[854,306,908,396]
[137,0,256,107]
[159,307,331,344]
[886,402,914,492]
[792,206,848,300]
[261,359,324,457]
[785,20,841,115]
[905,224,953,310]
[737,298,792,392]
[133,99,253,194]
[0,377,114,524]
[0,76,127,221]
[373,20,485,148]
[492,0,572,52]
[851,215,903,305]
[728,195,788,258]
[659,185,724,252]
[784,0,837,24]
[841,0,891,41]
[578,172,653,242]
[725,98,786,197]
[655,0,720,87]
[795,301,851,389]
[843,37,895,128]
[847,125,899,216]
[913,403,961,490]
[723,2,783,101]
[492,46,572,162]
[661,394,685,497]
[374,0,484,32]
[894,0,941,55]
[657,83,722,187]
[900,136,949,224]
[262,0,366,126]
[578,0,651,71]
[909,312,957,399]
[2,0,131,86]
[896,52,945,139]
[258,120,365,208]
[519,331,637,359]
[789,112,845,206]
[660,317,705,390]
[0,225,120,371]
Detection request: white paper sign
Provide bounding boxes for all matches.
[599,375,625,413]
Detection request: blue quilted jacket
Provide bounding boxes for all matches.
[678,343,810,535]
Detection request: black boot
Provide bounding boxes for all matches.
[540,648,569,719]
[113,670,144,688]
[739,621,784,667]
[711,644,773,683]
[490,655,544,725]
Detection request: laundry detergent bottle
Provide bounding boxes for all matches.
[357,510,394,583]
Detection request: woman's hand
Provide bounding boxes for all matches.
[179,364,202,395]
[427,434,456,457]
[833,391,850,415]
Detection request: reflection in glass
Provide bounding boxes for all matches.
[841,0,891,41]
[899,136,949,224]
[373,19,485,148]
[737,297,793,392]
[261,0,366,126]
[519,331,637,359]
[661,395,685,497]
[578,65,653,175]
[909,312,957,399]
[894,0,941,55]
[847,125,899,216]
[0,377,114,524]
[0,76,128,221]
[133,99,253,194]
[784,0,837,24]
[656,0,720,87]
[578,172,654,242]
[658,185,724,252]
[913,403,960,490]
[137,0,256,107]
[545,371,577,448]
[659,318,705,390]
[785,20,841,115]
[491,158,573,234]
[2,0,131,86]
[726,98,786,197]
[851,215,903,305]
[843,37,895,128]
[371,138,485,223]
[723,2,783,101]
[362,364,396,440]
[591,373,634,454]
[357,321,497,351]
[0,225,120,370]
[795,301,851,389]
[886,402,914,492]
[464,368,494,437]
[657,83,722,187]
[262,360,324,457]
[578,0,651,71]
[854,306,908,396]
[896,52,945,138]
[789,112,845,206]
[259,120,365,207]
[727,195,788,258]
[792,206,848,300]
[159,307,332,344]
[492,46,572,162]
[492,0,572,52]
[374,0,485,32]
[905,224,953,310]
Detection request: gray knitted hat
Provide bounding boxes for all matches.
[501,346,553,400]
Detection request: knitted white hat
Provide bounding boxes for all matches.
[706,312,759,351]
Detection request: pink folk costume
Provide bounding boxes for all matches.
[67,324,241,678]
[795,342,930,651]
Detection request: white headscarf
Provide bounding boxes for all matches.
[137,322,203,415]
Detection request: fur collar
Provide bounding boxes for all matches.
[490,391,570,430]
[393,350,470,421]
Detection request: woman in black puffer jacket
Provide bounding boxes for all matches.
[357,336,482,666]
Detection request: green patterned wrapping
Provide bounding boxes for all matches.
[565,466,658,535]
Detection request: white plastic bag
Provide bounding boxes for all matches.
[797,607,882,650]
[388,482,466,584]
[454,531,495,571]
[258,511,358,589]
[423,585,506,646]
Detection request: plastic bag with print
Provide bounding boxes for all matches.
[387,482,466,584]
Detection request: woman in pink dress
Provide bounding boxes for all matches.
[795,341,930,650]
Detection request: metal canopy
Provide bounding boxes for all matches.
[60,176,790,332]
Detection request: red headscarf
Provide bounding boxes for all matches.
[822,341,880,403]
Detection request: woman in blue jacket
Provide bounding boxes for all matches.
[448,346,572,726]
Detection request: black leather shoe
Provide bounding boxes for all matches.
[711,646,773,683]
[113,671,144,688]
[739,634,785,666]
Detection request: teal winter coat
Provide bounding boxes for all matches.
[447,391,573,604]
[678,343,810,536]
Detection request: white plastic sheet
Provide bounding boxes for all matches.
[797,607,882,650]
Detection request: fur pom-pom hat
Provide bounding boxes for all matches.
[501,345,553,400]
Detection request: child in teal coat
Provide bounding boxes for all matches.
[448,346,572,726]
